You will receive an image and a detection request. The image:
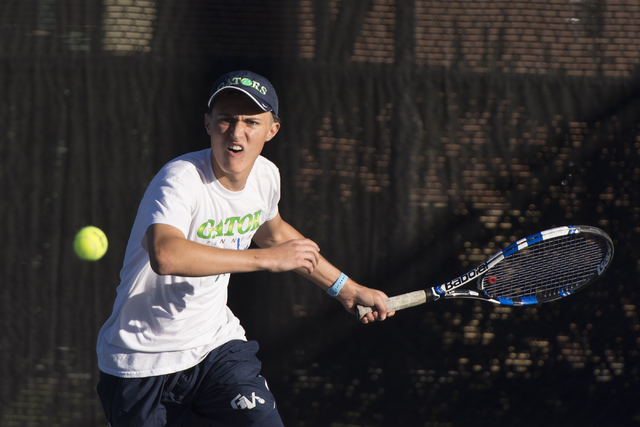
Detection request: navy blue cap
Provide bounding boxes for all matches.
[208,70,279,117]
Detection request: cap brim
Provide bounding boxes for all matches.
[208,86,273,113]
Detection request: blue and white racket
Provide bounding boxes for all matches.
[356,225,614,320]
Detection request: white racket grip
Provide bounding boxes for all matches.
[356,290,429,320]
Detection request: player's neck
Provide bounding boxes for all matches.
[215,175,246,192]
[210,154,249,192]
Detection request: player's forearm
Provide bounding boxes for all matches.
[295,255,341,290]
[149,234,270,277]
[252,218,389,321]
[148,220,321,277]
[254,217,352,292]
[297,260,367,303]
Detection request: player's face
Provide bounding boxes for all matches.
[205,93,280,191]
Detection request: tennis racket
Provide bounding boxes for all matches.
[357,225,614,320]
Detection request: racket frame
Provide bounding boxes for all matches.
[356,225,614,320]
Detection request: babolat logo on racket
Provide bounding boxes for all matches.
[440,262,489,292]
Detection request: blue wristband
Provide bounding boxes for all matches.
[327,273,348,297]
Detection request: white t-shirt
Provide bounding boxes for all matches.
[97,149,280,378]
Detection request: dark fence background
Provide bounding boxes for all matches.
[1,1,639,426]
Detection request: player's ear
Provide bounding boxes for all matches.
[266,121,280,142]
[204,112,212,135]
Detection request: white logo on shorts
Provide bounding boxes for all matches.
[231,392,266,410]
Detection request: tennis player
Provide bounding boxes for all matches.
[96,70,392,426]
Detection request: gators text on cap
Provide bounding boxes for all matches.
[208,71,279,117]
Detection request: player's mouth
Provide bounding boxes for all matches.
[227,144,244,154]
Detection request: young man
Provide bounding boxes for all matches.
[96,70,392,426]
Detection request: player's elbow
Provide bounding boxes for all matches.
[148,244,179,276]
[146,225,185,276]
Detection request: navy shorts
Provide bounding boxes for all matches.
[97,340,284,427]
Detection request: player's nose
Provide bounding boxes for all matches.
[229,121,247,139]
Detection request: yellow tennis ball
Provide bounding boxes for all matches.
[74,226,108,261]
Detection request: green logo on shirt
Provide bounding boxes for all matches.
[197,210,262,239]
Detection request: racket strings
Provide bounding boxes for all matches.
[482,234,609,300]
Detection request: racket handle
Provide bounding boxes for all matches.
[356,289,431,321]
